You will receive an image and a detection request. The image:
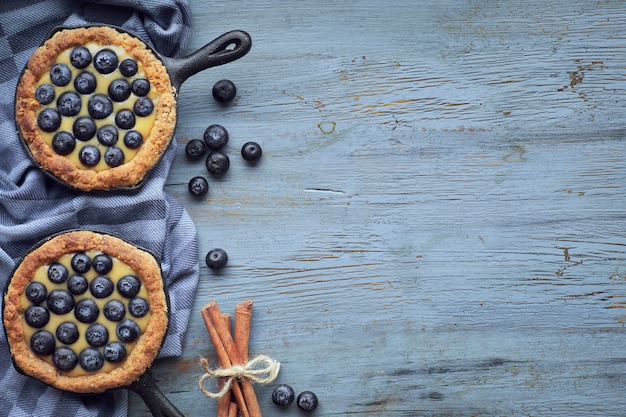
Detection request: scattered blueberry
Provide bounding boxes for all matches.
[185,139,207,159]
[79,347,105,372]
[115,109,136,129]
[119,58,138,77]
[128,297,149,317]
[24,305,50,328]
[104,342,127,363]
[108,78,131,102]
[297,391,318,413]
[104,146,125,167]
[206,248,228,270]
[52,131,76,155]
[188,176,209,197]
[73,117,97,141]
[70,46,92,69]
[92,253,113,274]
[79,145,101,167]
[30,330,56,356]
[123,130,142,149]
[272,384,295,407]
[131,78,150,96]
[97,124,119,146]
[203,124,229,150]
[93,48,119,74]
[88,94,113,119]
[241,141,263,162]
[57,92,82,117]
[49,63,72,86]
[35,84,55,105]
[85,323,109,347]
[75,298,100,323]
[116,319,140,343]
[37,108,61,132]
[117,275,140,298]
[103,299,126,322]
[53,347,78,370]
[48,262,69,283]
[25,281,47,304]
[56,322,79,345]
[133,97,154,117]
[67,274,89,295]
[47,289,75,315]
[74,71,97,94]
[71,252,91,273]
[90,275,114,298]
[206,151,230,176]
[212,79,237,103]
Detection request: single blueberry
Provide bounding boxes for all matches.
[74,71,97,94]
[78,347,104,372]
[272,384,295,407]
[103,342,127,363]
[37,108,61,132]
[47,262,69,283]
[115,109,136,129]
[203,125,229,150]
[103,299,126,322]
[24,305,50,328]
[241,141,263,162]
[90,275,114,298]
[67,274,89,295]
[88,94,113,119]
[85,323,109,347]
[73,117,97,141]
[108,78,131,102]
[205,248,228,270]
[205,151,230,176]
[53,347,78,371]
[104,146,125,167]
[70,46,92,69]
[57,91,82,117]
[92,253,113,274]
[212,79,237,103]
[116,319,140,343]
[93,48,118,74]
[25,281,47,304]
[188,176,209,197]
[185,139,207,159]
[119,58,138,77]
[49,63,72,86]
[30,330,55,356]
[74,298,99,323]
[97,125,119,146]
[47,289,75,315]
[56,321,79,345]
[128,297,149,317]
[296,391,319,413]
[71,252,91,273]
[117,275,140,298]
[35,84,55,105]
[52,131,76,155]
[123,130,142,149]
[131,78,150,96]
[133,97,154,117]
[79,145,101,167]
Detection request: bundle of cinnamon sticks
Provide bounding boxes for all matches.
[200,300,262,417]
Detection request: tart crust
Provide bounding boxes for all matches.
[15,26,177,191]
[3,230,168,393]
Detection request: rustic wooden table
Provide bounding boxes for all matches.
[130,1,626,415]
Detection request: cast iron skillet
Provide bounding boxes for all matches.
[2,230,185,417]
[15,24,252,192]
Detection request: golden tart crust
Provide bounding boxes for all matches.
[15,26,177,191]
[3,230,168,393]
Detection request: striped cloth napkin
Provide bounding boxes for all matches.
[0,1,198,415]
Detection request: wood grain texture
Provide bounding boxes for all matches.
[130,1,626,415]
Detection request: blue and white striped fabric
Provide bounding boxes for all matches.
[0,1,198,415]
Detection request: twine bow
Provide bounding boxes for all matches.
[198,355,281,399]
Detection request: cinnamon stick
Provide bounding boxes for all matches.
[234,300,253,362]
[200,306,249,417]
[217,314,233,417]
[205,301,262,417]
[228,402,238,417]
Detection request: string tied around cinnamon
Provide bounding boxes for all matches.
[199,354,281,399]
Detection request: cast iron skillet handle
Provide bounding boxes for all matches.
[128,370,185,417]
[163,30,252,91]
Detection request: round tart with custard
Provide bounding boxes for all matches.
[3,230,168,393]
[15,26,177,191]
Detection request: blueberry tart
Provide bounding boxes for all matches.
[15,26,177,191]
[3,230,168,393]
